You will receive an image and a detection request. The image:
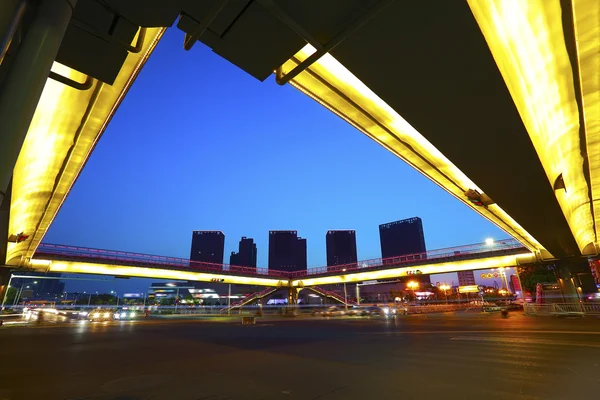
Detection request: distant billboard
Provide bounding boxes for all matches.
[123,293,142,298]
[458,285,479,293]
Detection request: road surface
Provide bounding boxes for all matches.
[0,311,599,399]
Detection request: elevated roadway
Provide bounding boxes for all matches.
[1,1,598,296]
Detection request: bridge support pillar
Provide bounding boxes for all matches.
[0,179,9,265]
[287,287,298,305]
[0,268,11,307]
[0,0,77,205]
[554,259,597,301]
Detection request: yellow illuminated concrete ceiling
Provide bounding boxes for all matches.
[278,45,548,258]
[468,0,600,256]
[294,252,531,287]
[6,28,166,267]
[38,260,286,287]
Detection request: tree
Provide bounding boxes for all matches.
[518,265,556,294]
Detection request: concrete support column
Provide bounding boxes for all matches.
[0,0,77,205]
[287,287,298,306]
[0,179,10,265]
[555,259,596,301]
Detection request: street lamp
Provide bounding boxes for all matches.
[110,290,119,307]
[439,284,450,304]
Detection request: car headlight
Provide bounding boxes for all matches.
[130,312,136,318]
[103,313,110,318]
[93,313,100,318]
[382,307,389,314]
[114,313,120,319]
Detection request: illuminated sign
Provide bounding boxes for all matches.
[458,285,479,293]
[480,272,503,279]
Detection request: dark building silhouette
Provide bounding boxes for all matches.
[229,251,240,266]
[268,231,307,272]
[190,231,225,264]
[326,230,358,270]
[230,237,257,268]
[238,237,257,268]
[379,217,429,283]
[457,270,476,286]
[296,237,307,270]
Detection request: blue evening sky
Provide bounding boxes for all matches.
[44,29,509,293]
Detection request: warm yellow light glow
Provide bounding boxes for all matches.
[42,260,285,287]
[468,0,598,254]
[573,0,600,255]
[292,253,530,287]
[459,285,480,294]
[407,281,419,290]
[439,284,451,291]
[7,29,166,266]
[280,44,546,255]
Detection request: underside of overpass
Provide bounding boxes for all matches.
[0,1,598,296]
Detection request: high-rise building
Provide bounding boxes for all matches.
[229,251,240,266]
[379,217,428,283]
[457,270,476,286]
[190,231,225,264]
[326,230,358,270]
[238,237,257,268]
[296,237,307,270]
[268,231,307,272]
[230,237,257,268]
[379,217,426,258]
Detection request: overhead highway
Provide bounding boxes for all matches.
[0,0,598,297]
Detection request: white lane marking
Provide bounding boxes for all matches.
[356,330,600,335]
[450,335,600,348]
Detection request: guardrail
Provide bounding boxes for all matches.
[35,243,290,278]
[291,238,525,278]
[524,303,600,316]
[34,238,526,281]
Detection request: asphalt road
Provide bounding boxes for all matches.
[0,311,599,400]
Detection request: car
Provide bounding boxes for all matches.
[89,309,113,322]
[113,309,138,321]
[365,306,387,317]
[347,306,370,316]
[317,306,346,317]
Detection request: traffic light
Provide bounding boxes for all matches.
[211,278,225,283]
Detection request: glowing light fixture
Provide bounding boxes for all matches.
[468,0,600,255]
[279,44,545,255]
[292,253,530,287]
[43,260,285,287]
[7,28,166,266]
[485,238,495,246]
